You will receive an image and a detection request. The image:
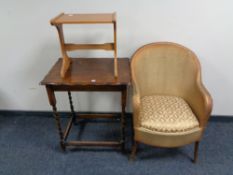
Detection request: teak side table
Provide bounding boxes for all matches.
[40,58,131,151]
[51,13,118,78]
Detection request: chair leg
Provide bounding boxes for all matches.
[130,141,138,161]
[193,141,199,163]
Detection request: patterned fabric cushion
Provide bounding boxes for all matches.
[140,95,199,133]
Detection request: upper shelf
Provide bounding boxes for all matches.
[51,13,116,25]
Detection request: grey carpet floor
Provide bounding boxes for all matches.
[0,114,233,175]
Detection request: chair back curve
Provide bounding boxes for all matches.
[131,42,202,99]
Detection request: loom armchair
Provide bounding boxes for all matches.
[130,42,212,163]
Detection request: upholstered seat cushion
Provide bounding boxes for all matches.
[139,95,199,133]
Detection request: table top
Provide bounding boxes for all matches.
[51,13,116,25]
[40,58,131,86]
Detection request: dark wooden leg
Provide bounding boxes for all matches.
[193,141,199,163]
[130,141,137,161]
[68,91,77,124]
[130,107,137,160]
[120,87,127,152]
[46,86,66,151]
[131,112,135,151]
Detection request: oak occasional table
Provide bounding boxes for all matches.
[40,58,130,152]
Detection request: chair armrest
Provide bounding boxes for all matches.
[185,81,213,128]
[132,93,141,128]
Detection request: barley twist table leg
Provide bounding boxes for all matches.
[46,86,65,151]
[121,87,127,152]
[52,105,66,151]
[68,91,77,124]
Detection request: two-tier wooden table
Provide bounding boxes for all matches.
[40,58,130,151]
